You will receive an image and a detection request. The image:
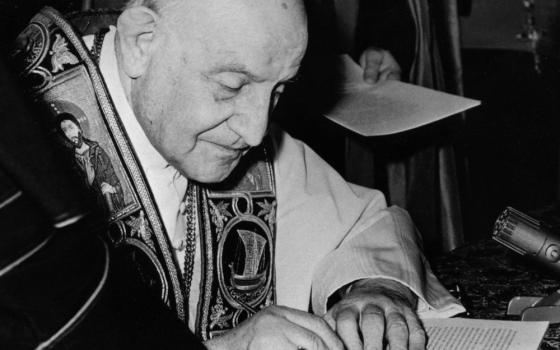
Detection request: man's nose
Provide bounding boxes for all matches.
[228,90,271,147]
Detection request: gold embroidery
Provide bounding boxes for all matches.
[50,34,78,73]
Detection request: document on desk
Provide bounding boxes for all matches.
[323,55,481,136]
[422,318,548,350]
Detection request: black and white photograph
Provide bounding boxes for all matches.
[1,0,560,349]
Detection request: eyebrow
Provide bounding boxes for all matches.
[207,64,266,83]
[207,62,301,84]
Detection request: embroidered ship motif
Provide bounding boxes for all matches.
[230,229,267,291]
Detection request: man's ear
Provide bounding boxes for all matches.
[116,6,160,78]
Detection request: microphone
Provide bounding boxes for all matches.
[493,207,560,322]
[492,207,560,272]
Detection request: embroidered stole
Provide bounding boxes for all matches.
[13,7,277,340]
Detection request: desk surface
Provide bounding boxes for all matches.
[432,240,560,349]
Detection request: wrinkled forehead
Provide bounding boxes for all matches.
[164,0,308,59]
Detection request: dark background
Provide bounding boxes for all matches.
[459,0,560,240]
[0,1,80,48]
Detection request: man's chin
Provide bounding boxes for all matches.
[183,162,238,184]
[194,172,230,184]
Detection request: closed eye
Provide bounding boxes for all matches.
[215,82,247,101]
[221,83,244,93]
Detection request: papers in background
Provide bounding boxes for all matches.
[423,318,548,350]
[323,55,481,136]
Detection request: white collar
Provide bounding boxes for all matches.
[98,26,188,237]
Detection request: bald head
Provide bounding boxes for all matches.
[125,0,306,22]
[158,0,306,46]
[117,0,307,81]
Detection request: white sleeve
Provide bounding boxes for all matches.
[271,126,464,318]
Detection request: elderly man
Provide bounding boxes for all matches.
[13,0,463,349]
[110,0,462,348]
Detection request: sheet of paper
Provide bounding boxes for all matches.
[423,318,549,350]
[323,55,481,136]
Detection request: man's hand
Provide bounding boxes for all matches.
[204,305,344,350]
[324,279,426,350]
[359,48,402,84]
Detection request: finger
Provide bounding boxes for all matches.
[363,62,380,84]
[360,304,385,350]
[385,311,408,350]
[377,51,402,82]
[284,323,330,350]
[276,306,343,350]
[358,47,380,68]
[378,68,401,82]
[363,65,380,84]
[323,311,336,330]
[404,312,426,350]
[335,308,362,350]
[360,50,383,84]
